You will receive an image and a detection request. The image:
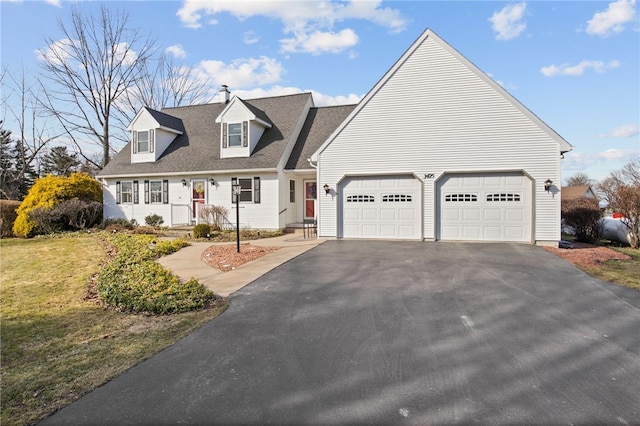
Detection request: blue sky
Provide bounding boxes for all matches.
[1,0,638,182]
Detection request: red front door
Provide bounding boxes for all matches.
[304,181,316,219]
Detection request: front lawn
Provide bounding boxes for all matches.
[0,235,228,426]
[580,247,640,290]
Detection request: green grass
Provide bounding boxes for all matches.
[0,235,228,426]
[581,247,640,290]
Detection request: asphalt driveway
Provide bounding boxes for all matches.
[43,241,640,425]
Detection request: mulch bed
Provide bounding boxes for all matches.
[201,244,279,272]
[544,242,631,268]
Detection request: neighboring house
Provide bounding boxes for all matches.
[98,28,572,245]
[561,185,598,201]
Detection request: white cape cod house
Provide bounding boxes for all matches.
[97,29,572,245]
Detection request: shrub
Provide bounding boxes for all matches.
[193,223,211,239]
[28,199,102,234]
[13,173,102,238]
[101,217,136,231]
[197,205,229,231]
[96,233,214,314]
[0,200,21,238]
[562,196,603,244]
[145,213,164,227]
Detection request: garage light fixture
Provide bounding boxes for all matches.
[544,179,553,192]
[181,179,188,187]
[323,184,330,195]
[209,178,216,186]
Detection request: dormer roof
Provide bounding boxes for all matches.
[215,97,273,128]
[97,92,312,177]
[127,107,184,134]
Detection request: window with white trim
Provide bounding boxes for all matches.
[149,181,162,203]
[231,177,261,203]
[137,131,149,152]
[228,123,242,147]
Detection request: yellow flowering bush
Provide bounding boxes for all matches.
[13,173,102,238]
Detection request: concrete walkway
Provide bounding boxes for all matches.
[157,232,326,297]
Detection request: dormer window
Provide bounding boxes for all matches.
[138,131,149,152]
[228,123,242,147]
[132,129,154,154]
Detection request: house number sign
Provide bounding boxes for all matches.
[424,173,435,179]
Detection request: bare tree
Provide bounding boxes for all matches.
[38,5,157,168]
[565,172,593,187]
[598,159,640,248]
[0,70,61,199]
[119,52,213,115]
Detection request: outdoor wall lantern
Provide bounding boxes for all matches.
[323,184,330,195]
[209,178,216,186]
[544,179,553,192]
[181,179,188,187]
[232,183,242,253]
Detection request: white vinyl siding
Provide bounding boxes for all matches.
[103,174,279,229]
[317,33,562,243]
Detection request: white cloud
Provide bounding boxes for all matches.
[586,0,637,37]
[166,44,187,59]
[563,148,639,179]
[224,85,362,107]
[489,2,527,40]
[44,0,61,7]
[598,147,637,160]
[243,31,259,45]
[176,0,406,55]
[195,56,285,88]
[540,60,620,77]
[281,29,359,55]
[35,38,74,65]
[600,124,640,138]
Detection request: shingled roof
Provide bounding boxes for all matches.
[285,104,356,170]
[144,107,185,133]
[98,92,312,177]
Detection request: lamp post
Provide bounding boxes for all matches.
[232,183,241,253]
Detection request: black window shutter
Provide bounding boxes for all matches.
[149,129,155,153]
[116,181,121,204]
[144,180,149,204]
[163,180,169,204]
[254,177,260,204]
[133,180,139,204]
[132,132,137,154]
[231,177,237,203]
[222,123,228,148]
[242,121,248,147]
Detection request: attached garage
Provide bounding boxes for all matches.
[437,172,532,242]
[340,175,422,239]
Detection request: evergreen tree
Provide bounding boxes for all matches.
[13,140,38,199]
[0,123,16,199]
[40,146,80,177]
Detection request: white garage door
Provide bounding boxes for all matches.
[341,175,422,239]
[437,172,531,242]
